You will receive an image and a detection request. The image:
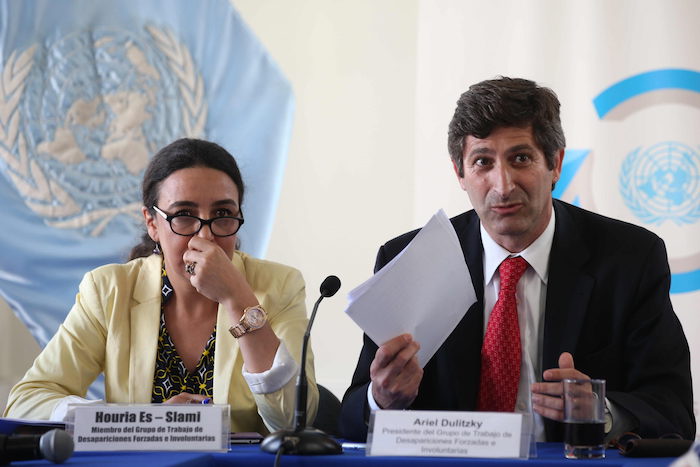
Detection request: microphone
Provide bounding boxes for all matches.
[261,275,343,456]
[319,275,341,298]
[0,429,74,464]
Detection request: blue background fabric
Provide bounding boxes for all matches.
[0,0,294,350]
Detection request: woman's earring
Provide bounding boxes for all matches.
[153,242,161,255]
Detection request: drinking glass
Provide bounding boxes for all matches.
[563,379,606,459]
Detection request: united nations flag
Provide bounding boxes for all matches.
[0,0,294,365]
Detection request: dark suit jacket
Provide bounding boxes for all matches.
[339,200,695,441]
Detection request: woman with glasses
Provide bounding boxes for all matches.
[5,138,318,434]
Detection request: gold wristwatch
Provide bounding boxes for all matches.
[228,305,267,338]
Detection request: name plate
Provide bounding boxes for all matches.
[66,404,229,452]
[367,410,525,458]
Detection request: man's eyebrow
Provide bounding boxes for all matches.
[467,146,495,158]
[508,144,536,153]
[467,143,535,157]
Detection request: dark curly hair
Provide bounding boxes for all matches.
[128,138,245,260]
[447,76,565,177]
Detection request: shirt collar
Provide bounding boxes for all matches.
[481,207,556,285]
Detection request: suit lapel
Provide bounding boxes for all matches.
[455,211,485,301]
[542,201,594,372]
[451,212,485,409]
[129,255,163,402]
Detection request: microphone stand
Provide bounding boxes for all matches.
[261,278,342,455]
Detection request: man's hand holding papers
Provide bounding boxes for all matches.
[369,334,423,409]
[345,210,477,409]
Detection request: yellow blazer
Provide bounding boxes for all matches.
[4,252,318,434]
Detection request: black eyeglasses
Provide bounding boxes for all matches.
[152,205,244,237]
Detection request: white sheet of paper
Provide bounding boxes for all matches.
[345,209,476,367]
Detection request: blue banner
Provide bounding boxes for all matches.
[0,0,294,349]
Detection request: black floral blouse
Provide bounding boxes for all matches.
[151,267,215,402]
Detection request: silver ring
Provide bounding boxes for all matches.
[185,262,196,275]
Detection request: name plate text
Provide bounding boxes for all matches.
[67,404,229,452]
[368,410,524,458]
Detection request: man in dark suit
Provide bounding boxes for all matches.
[339,77,694,442]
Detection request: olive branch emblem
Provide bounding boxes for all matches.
[619,147,662,225]
[0,45,83,221]
[147,25,207,138]
[0,26,207,236]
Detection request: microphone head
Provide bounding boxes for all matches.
[40,429,74,463]
[319,275,341,297]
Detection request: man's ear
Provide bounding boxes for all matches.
[453,160,468,192]
[552,148,565,184]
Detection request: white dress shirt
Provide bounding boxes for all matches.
[481,211,555,442]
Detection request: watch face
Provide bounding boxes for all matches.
[246,308,266,328]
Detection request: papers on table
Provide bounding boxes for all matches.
[345,209,476,367]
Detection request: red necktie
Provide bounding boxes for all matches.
[477,256,528,412]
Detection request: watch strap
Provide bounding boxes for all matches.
[228,322,248,338]
[228,305,267,339]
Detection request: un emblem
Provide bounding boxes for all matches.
[620,141,700,226]
[0,25,207,236]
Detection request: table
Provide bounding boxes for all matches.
[12,443,681,466]
[223,443,679,466]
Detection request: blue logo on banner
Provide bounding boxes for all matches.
[558,69,700,294]
[620,141,700,226]
[553,149,590,206]
[2,26,195,236]
[593,69,700,119]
